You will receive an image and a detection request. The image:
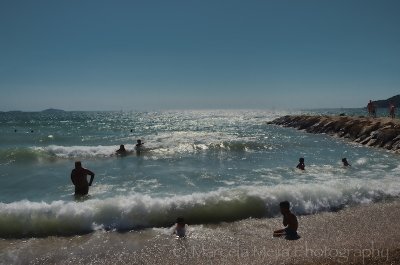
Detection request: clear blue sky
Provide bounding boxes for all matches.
[1,0,399,111]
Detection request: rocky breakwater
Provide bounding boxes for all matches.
[268,115,400,153]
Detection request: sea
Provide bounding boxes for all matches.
[0,108,399,264]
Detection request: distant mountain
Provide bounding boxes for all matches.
[5,110,23,113]
[373,95,400,108]
[41,108,66,113]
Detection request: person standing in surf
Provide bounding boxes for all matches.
[296,157,305,170]
[135,139,144,155]
[116,144,127,156]
[342,158,351,167]
[71,161,95,196]
[135,139,144,149]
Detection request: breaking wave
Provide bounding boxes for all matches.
[1,179,398,238]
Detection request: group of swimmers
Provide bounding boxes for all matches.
[69,160,189,238]
[70,162,299,240]
[70,139,144,197]
[296,157,351,170]
[171,155,354,240]
[116,139,144,156]
[71,144,355,241]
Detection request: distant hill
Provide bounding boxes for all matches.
[41,108,66,113]
[5,111,23,114]
[373,95,400,108]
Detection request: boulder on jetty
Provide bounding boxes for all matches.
[268,115,400,153]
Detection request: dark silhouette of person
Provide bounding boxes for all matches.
[273,201,300,240]
[172,217,187,238]
[342,158,351,167]
[135,139,144,155]
[389,102,396,119]
[71,161,95,196]
[116,144,127,155]
[296,157,305,170]
[135,139,143,148]
[367,100,377,118]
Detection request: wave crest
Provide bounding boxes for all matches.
[1,180,398,238]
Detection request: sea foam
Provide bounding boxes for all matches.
[1,178,398,238]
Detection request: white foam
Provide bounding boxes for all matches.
[22,110,300,160]
[30,131,257,159]
[35,145,131,158]
[356,157,368,165]
[1,177,399,238]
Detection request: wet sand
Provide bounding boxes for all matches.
[1,200,399,265]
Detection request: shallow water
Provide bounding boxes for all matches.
[0,109,399,239]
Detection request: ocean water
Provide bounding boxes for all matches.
[0,109,399,240]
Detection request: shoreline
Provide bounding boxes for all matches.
[1,199,399,264]
[268,115,400,153]
[126,200,400,265]
[1,112,399,264]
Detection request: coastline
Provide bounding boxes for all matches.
[1,200,399,264]
[268,115,400,153]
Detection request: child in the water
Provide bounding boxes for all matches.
[296,157,305,170]
[342,158,351,167]
[172,217,186,238]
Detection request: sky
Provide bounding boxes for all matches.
[0,0,399,111]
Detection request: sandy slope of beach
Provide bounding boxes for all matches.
[268,115,400,153]
[1,200,399,265]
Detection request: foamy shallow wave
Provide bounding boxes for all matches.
[1,179,398,238]
[0,146,119,162]
[1,138,271,162]
[40,145,121,158]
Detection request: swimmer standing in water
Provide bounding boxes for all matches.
[116,144,127,156]
[342,158,351,167]
[70,161,95,196]
[296,157,305,170]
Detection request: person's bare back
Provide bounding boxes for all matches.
[71,161,95,196]
[273,201,300,240]
[283,211,298,231]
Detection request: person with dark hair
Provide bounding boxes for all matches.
[389,102,396,119]
[342,158,351,167]
[71,161,95,196]
[172,217,186,238]
[296,158,305,170]
[116,144,127,156]
[273,201,299,240]
[135,139,144,155]
[135,139,144,148]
